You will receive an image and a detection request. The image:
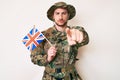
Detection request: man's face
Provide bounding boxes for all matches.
[53,8,69,27]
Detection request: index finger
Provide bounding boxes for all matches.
[66,28,71,37]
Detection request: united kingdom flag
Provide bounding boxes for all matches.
[22,27,45,51]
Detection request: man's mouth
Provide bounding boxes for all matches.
[58,20,64,23]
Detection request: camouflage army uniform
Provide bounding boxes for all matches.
[30,26,89,80]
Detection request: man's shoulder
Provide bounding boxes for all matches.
[71,26,85,30]
[42,26,55,37]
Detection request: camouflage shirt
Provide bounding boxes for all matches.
[30,26,89,80]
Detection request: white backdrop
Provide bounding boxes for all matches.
[0,0,120,80]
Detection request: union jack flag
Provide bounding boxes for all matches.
[22,27,45,51]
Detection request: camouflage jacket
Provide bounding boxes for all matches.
[30,26,89,80]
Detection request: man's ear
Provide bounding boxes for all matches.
[52,15,55,21]
[68,13,70,20]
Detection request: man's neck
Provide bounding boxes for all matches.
[54,24,67,32]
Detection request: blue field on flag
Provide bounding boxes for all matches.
[22,27,45,51]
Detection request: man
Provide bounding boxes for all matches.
[30,2,89,80]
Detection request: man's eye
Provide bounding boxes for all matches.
[56,13,59,15]
[62,12,67,15]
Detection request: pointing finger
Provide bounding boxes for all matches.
[66,28,71,37]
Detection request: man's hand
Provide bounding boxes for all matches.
[66,28,83,45]
[47,46,57,62]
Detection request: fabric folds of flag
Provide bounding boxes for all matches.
[22,27,45,51]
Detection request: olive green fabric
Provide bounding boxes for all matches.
[30,26,89,80]
[47,2,76,21]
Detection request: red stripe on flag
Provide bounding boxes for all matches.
[25,31,40,47]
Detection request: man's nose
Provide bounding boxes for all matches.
[59,14,63,19]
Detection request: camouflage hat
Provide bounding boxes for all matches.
[47,2,76,21]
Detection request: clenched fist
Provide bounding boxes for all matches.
[47,45,57,62]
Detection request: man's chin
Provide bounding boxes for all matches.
[55,22,67,27]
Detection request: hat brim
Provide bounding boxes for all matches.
[47,4,76,21]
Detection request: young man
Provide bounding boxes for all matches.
[30,2,89,80]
